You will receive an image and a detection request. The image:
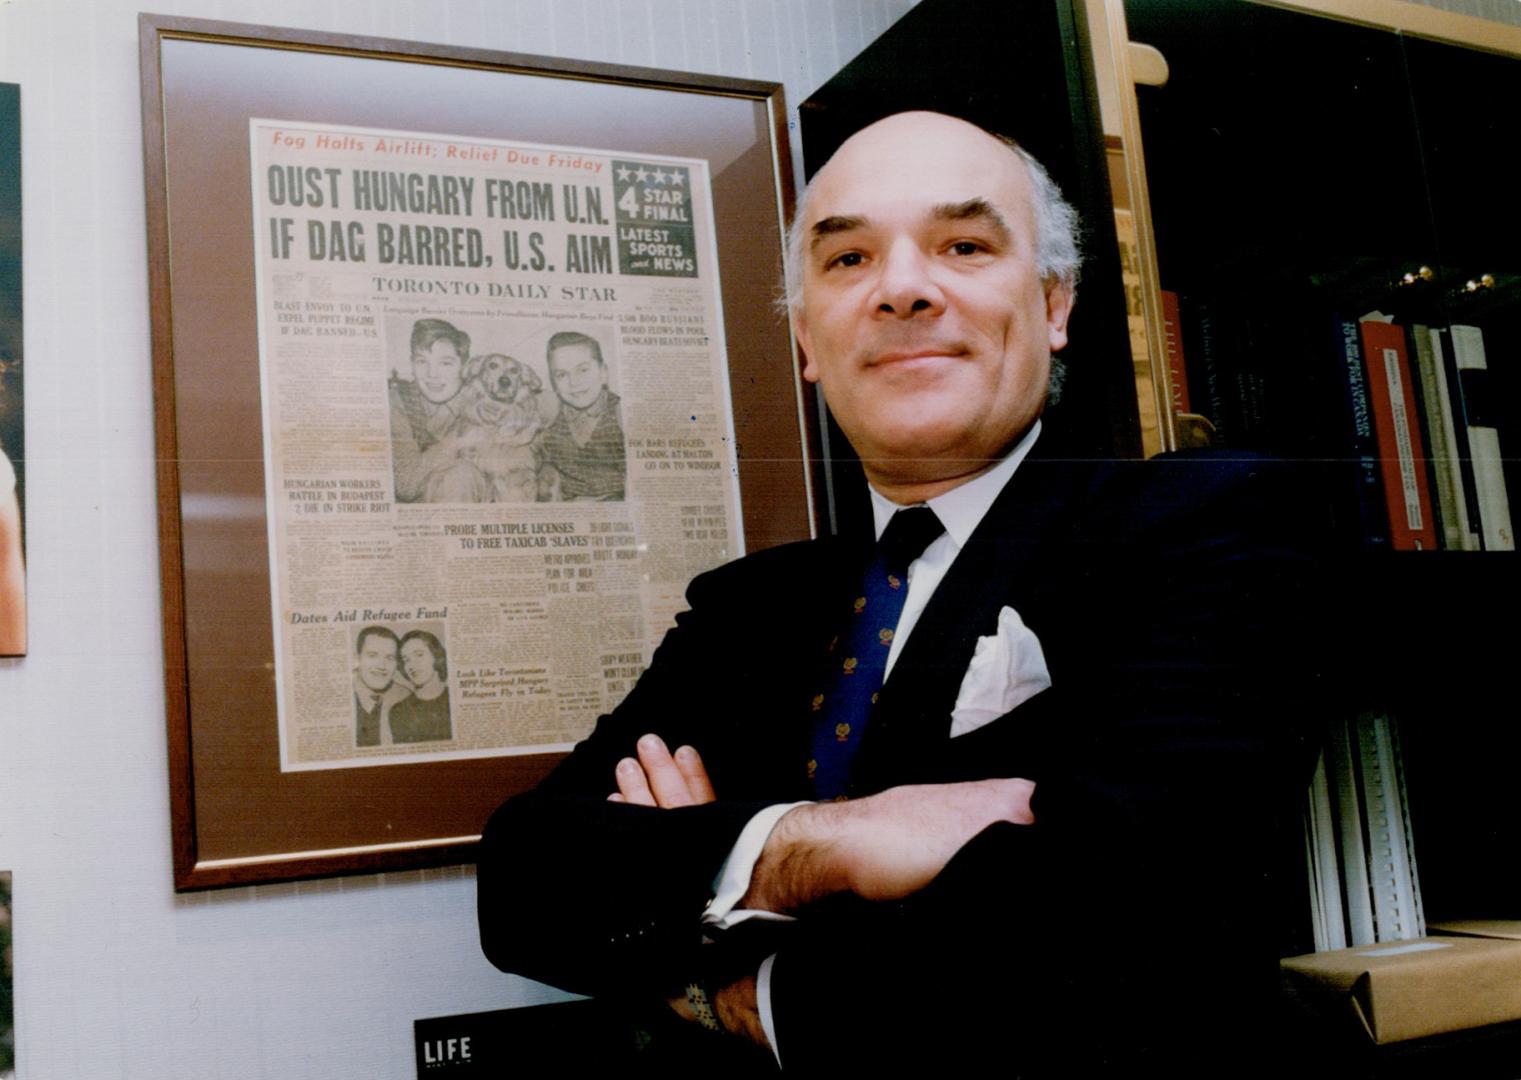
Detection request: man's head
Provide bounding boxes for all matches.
[409,319,470,405]
[546,331,609,411]
[354,625,399,693]
[785,112,1079,499]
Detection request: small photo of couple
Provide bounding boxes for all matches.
[389,317,626,505]
[352,623,452,748]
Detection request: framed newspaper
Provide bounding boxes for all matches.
[139,15,817,889]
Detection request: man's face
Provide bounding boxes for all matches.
[412,339,465,404]
[548,343,607,411]
[793,112,1074,493]
[356,633,397,693]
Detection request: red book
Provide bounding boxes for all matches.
[1358,320,1438,551]
[1160,289,1191,414]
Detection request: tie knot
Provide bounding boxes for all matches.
[878,506,944,575]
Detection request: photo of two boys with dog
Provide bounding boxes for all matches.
[389,317,627,505]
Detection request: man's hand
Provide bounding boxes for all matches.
[741,777,1035,914]
[607,733,716,807]
[604,736,756,1044]
[663,974,770,1050]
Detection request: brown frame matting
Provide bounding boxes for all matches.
[140,13,814,889]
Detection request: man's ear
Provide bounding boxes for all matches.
[1045,281,1076,353]
[794,309,820,384]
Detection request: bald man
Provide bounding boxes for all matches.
[479,113,1319,1075]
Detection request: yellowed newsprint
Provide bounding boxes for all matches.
[249,119,743,772]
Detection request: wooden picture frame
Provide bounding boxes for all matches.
[139,14,813,889]
[1,82,24,659]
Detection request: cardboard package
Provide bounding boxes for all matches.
[1280,936,1521,1044]
[1429,919,1521,941]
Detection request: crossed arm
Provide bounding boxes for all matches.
[608,733,1036,1051]
[479,455,1323,1069]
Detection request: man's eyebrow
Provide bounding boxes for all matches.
[932,198,1011,239]
[808,200,1012,251]
[809,214,868,249]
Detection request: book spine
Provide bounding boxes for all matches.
[1188,297,1231,441]
[1410,324,1467,550]
[1184,295,1278,448]
[1160,289,1191,414]
[1450,324,1516,551]
[1403,324,1449,547]
[1331,315,1390,550]
[1359,320,1439,551]
[1434,327,1485,548]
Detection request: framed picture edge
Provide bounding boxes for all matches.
[139,12,814,891]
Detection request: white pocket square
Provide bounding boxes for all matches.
[949,605,1052,738]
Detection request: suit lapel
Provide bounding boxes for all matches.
[853,448,1095,791]
[741,533,872,800]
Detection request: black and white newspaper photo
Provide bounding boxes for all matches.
[249,120,743,771]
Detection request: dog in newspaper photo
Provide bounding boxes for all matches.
[448,352,549,503]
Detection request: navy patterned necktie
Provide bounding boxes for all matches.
[809,506,945,799]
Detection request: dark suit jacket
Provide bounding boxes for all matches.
[478,444,1329,1074]
[355,691,382,747]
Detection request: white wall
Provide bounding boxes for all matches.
[0,1,913,1075]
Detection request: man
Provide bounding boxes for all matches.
[390,318,490,503]
[353,624,403,747]
[537,331,626,501]
[479,113,1319,1073]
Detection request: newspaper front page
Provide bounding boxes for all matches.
[248,119,744,772]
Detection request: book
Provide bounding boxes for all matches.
[1183,294,1229,439]
[1180,293,1296,451]
[1448,324,1515,551]
[1359,318,1438,551]
[1159,289,1191,414]
[1432,327,1487,549]
[1180,294,1268,446]
[1409,323,1475,550]
[1329,315,1391,551]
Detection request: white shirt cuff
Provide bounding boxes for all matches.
[757,952,782,1067]
[702,802,809,928]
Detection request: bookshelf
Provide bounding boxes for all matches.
[1120,0,1520,891]
[1123,0,1520,526]
[1117,0,1521,1062]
